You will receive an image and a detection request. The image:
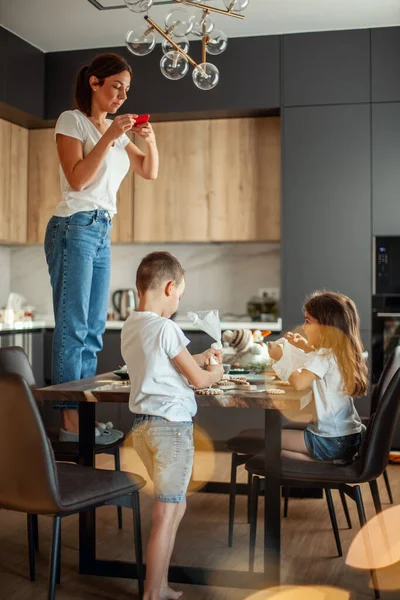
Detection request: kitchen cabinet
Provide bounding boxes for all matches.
[134,117,281,242]
[281,105,371,346]
[0,119,28,244]
[27,128,137,244]
[371,27,400,102]
[45,36,280,120]
[133,120,210,242]
[372,103,400,235]
[283,29,370,106]
[208,117,280,241]
[28,128,60,244]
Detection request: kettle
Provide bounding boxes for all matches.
[112,289,136,320]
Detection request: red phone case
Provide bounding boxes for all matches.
[134,114,150,126]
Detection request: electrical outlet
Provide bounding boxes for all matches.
[259,287,280,301]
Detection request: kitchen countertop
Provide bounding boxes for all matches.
[1,316,282,333]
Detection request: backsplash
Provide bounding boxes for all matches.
[7,243,280,318]
[0,247,11,308]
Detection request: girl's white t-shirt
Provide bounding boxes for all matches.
[53,109,131,217]
[274,344,363,438]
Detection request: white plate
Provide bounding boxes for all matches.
[247,374,275,383]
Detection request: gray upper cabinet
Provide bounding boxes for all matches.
[372,103,400,235]
[282,104,371,336]
[1,27,45,118]
[283,30,370,106]
[371,27,400,102]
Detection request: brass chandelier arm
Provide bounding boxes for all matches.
[144,15,199,68]
[173,0,244,19]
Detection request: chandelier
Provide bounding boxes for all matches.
[124,0,249,90]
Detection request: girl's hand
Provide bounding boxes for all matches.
[106,114,137,142]
[202,347,223,366]
[206,363,224,382]
[268,342,283,361]
[285,332,309,351]
[132,122,156,145]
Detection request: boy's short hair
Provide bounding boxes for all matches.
[136,252,185,293]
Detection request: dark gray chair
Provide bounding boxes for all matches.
[0,372,145,600]
[245,366,400,599]
[0,345,126,581]
[226,346,400,545]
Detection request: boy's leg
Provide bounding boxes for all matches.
[160,500,187,599]
[144,500,182,600]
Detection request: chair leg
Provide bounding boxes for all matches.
[382,469,394,504]
[249,476,260,572]
[283,486,290,518]
[369,480,383,514]
[131,493,144,600]
[114,448,123,530]
[247,471,252,524]
[27,514,36,582]
[324,488,343,557]
[339,489,352,529]
[353,486,380,600]
[56,525,61,585]
[32,514,39,551]
[48,516,61,600]
[228,453,238,547]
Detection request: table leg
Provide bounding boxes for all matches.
[264,409,282,586]
[78,402,96,574]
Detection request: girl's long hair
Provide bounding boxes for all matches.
[304,291,368,397]
[74,53,132,116]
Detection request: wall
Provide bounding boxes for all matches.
[9,242,280,319]
[0,247,11,307]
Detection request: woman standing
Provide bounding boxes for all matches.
[45,53,159,442]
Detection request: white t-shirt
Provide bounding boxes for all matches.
[53,109,131,217]
[274,346,363,438]
[121,312,197,422]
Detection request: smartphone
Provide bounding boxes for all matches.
[133,114,150,127]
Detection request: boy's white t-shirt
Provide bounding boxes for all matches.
[273,344,363,438]
[53,109,131,217]
[121,312,197,422]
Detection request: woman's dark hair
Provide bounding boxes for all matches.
[304,290,368,397]
[74,53,132,116]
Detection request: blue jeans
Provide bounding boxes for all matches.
[44,210,112,406]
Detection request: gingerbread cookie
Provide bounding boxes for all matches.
[266,388,286,395]
[275,380,291,387]
[195,388,224,395]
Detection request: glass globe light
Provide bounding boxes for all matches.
[206,29,228,55]
[160,51,189,81]
[223,0,249,11]
[165,8,194,38]
[192,62,219,90]
[124,0,153,13]
[162,36,190,56]
[192,13,214,37]
[125,27,156,56]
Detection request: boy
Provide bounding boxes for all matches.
[121,251,224,600]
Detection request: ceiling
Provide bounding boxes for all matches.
[1,0,399,52]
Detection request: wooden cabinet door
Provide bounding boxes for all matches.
[209,117,281,242]
[0,119,11,242]
[9,123,28,243]
[133,121,210,242]
[111,132,134,243]
[28,128,60,244]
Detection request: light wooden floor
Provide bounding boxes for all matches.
[1,443,400,600]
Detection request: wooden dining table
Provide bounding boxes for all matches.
[34,373,312,591]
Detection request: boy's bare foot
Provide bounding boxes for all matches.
[160,587,183,600]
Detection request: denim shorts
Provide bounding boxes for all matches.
[304,429,363,462]
[131,415,194,503]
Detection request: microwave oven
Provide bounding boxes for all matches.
[374,236,400,295]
